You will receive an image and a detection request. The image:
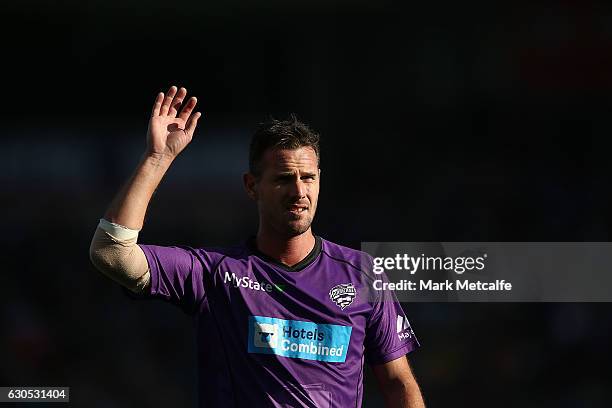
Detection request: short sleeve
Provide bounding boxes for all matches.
[364,278,420,365]
[137,244,218,315]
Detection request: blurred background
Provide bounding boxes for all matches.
[2,0,612,406]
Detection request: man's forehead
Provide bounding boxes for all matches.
[263,147,319,170]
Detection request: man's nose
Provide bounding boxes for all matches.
[289,178,307,198]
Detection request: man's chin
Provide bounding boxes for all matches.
[283,220,312,237]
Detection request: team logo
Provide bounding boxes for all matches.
[329,283,356,310]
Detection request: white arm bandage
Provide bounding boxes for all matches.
[89,219,151,293]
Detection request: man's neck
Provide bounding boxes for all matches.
[255,228,316,267]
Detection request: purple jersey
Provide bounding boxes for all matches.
[136,236,419,407]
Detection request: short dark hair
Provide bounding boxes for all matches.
[249,114,320,176]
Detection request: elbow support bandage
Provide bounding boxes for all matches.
[89,219,150,293]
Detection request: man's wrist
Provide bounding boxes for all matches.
[140,151,175,171]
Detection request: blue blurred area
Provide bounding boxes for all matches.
[2,0,612,406]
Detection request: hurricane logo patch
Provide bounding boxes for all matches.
[329,283,356,310]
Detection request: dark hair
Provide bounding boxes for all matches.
[249,114,320,176]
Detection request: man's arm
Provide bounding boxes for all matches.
[372,356,426,408]
[89,86,201,291]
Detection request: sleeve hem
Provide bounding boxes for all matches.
[138,244,159,296]
[366,341,419,366]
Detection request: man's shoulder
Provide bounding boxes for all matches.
[194,241,250,260]
[139,242,250,267]
[319,237,374,272]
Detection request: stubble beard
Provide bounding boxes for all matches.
[268,208,315,238]
[285,215,313,237]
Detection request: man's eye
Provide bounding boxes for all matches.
[302,176,316,181]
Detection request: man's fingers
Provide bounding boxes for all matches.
[178,97,198,121]
[185,111,202,137]
[168,87,187,118]
[159,86,178,116]
[151,92,164,116]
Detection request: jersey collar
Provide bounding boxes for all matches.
[246,235,322,272]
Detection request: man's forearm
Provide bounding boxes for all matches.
[104,153,174,229]
[384,381,426,408]
[90,153,168,293]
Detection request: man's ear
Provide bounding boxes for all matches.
[243,172,258,200]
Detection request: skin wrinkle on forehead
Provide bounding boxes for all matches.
[265,147,319,175]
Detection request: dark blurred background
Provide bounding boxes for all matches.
[2,0,612,406]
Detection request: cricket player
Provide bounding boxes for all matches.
[89,86,425,407]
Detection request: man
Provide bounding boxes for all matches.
[90,85,425,407]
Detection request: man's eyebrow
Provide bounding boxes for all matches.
[272,171,318,179]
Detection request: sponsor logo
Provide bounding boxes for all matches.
[253,322,278,348]
[396,314,414,341]
[248,316,352,363]
[329,283,356,310]
[223,271,287,294]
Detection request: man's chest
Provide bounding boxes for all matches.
[204,258,372,363]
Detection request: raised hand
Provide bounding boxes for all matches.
[146,86,201,160]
